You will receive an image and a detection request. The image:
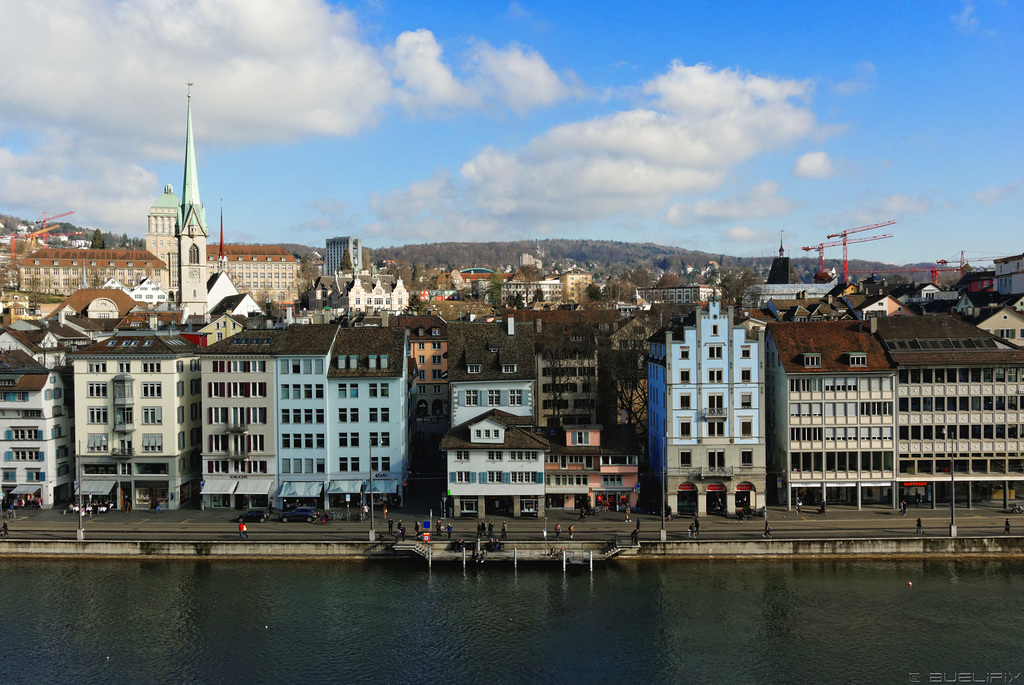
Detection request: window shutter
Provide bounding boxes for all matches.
[3,451,10,461]
[37,451,44,461]
[3,430,10,440]
[502,472,511,484]
[469,472,477,483]
[479,471,488,484]
[449,472,457,483]
[208,408,213,423]
[536,471,544,484]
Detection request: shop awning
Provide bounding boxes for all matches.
[327,479,364,494]
[8,484,41,495]
[76,481,116,496]
[861,481,893,487]
[363,479,399,494]
[278,481,324,498]
[234,479,273,496]
[200,479,238,495]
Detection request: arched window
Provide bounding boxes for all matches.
[189,244,199,264]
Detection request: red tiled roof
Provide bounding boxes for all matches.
[767,320,894,374]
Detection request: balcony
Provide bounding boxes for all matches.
[113,394,134,407]
[227,448,249,460]
[111,448,135,458]
[226,422,249,434]
[700,466,734,479]
[703,407,727,417]
[113,422,134,433]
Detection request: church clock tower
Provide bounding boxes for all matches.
[176,94,209,318]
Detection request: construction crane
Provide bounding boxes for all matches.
[848,264,962,285]
[825,220,897,283]
[11,210,75,260]
[803,232,894,283]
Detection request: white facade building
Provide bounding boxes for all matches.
[0,351,71,508]
[648,300,766,516]
[448,319,536,427]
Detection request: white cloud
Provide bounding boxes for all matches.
[469,41,573,112]
[390,29,482,112]
[833,61,876,96]
[793,151,834,179]
[974,179,1024,204]
[879,194,932,215]
[952,2,981,33]
[664,181,799,226]
[371,60,828,240]
[724,226,771,242]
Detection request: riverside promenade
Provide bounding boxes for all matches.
[0,502,1022,560]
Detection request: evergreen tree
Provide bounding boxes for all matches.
[91,229,105,249]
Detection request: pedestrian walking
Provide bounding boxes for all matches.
[915,493,922,507]
[501,521,507,539]
[693,515,700,538]
[763,520,772,538]
[624,507,631,523]
[555,523,561,540]
[382,505,388,520]
[687,523,694,539]
[238,521,248,540]
[1,521,8,536]
[569,524,575,540]
[388,518,394,533]
[446,523,452,540]
[1005,518,1011,535]
[488,520,494,537]
[631,527,639,544]
[795,497,801,514]
[916,517,923,534]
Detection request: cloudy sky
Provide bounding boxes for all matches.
[1,1,1021,266]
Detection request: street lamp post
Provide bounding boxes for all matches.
[949,463,957,538]
[660,446,667,542]
[368,445,376,542]
[76,442,84,542]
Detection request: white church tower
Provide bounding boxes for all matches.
[175,93,209,319]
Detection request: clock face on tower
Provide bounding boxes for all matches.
[189,268,200,280]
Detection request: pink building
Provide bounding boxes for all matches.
[545,425,640,512]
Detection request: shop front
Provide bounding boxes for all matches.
[593,490,632,512]
[233,477,274,509]
[327,479,364,510]
[735,482,755,511]
[8,484,42,508]
[201,478,237,509]
[363,477,402,508]
[278,481,324,510]
[134,480,169,510]
[705,483,726,515]
[676,482,698,516]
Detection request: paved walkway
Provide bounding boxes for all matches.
[0,501,1019,542]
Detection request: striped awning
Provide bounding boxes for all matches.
[234,479,273,496]
[278,481,324,498]
[200,479,237,495]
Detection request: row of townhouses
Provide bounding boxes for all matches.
[5,303,1024,520]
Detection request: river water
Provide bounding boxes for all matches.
[2,557,1022,684]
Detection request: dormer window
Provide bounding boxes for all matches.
[502,364,517,373]
[572,431,591,446]
[848,353,867,367]
[467,364,482,374]
[803,353,822,368]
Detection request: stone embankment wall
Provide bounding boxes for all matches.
[637,537,1024,559]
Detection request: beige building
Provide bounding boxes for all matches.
[207,245,299,305]
[562,271,593,303]
[19,249,166,295]
[70,334,204,511]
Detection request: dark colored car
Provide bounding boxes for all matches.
[236,509,267,523]
[279,507,318,523]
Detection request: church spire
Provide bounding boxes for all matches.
[177,89,208,237]
[219,200,227,273]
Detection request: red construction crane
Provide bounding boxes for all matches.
[803,232,894,283]
[848,264,961,285]
[11,210,75,260]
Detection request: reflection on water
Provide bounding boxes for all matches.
[1,558,1022,684]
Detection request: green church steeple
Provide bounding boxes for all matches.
[177,94,208,237]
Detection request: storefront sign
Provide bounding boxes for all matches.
[735,483,754,491]
[903,482,928,487]
[678,483,697,492]
[706,483,725,492]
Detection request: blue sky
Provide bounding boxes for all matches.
[0,0,1021,267]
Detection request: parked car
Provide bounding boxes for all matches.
[279,507,318,523]
[236,509,267,523]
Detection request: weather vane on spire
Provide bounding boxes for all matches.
[187,82,193,100]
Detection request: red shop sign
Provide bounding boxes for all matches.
[678,483,697,491]
[706,483,725,492]
[903,482,927,487]
[735,483,754,492]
